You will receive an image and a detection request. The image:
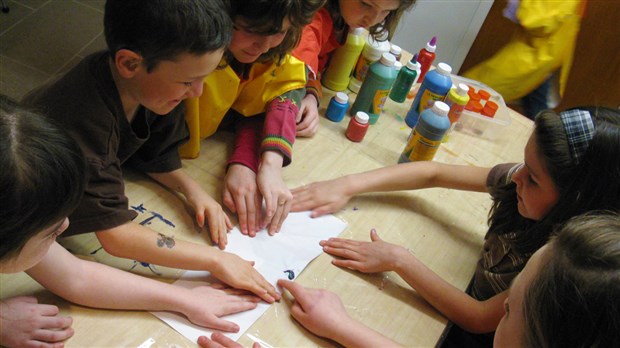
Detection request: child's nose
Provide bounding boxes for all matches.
[187,81,204,98]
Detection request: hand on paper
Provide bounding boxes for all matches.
[295,94,320,137]
[211,251,281,304]
[277,279,351,341]
[291,177,352,217]
[197,332,260,348]
[257,153,292,235]
[0,296,74,348]
[186,188,233,250]
[223,164,262,236]
[320,229,406,273]
[183,285,261,332]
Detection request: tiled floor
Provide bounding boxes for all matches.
[0,0,106,101]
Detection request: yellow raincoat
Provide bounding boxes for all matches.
[179,54,306,159]
[464,0,584,102]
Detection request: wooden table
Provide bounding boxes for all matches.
[1,83,533,347]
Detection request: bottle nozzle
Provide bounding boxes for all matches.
[411,53,418,63]
[429,36,437,46]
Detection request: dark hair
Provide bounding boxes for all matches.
[104,0,233,72]
[523,212,620,347]
[487,107,620,255]
[226,0,325,64]
[326,0,416,41]
[0,96,86,262]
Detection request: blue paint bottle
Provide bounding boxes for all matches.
[325,92,349,122]
[350,52,397,125]
[399,101,451,163]
[405,62,452,127]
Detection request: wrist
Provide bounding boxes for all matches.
[393,247,417,274]
[261,151,284,168]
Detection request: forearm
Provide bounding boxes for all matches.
[148,169,201,200]
[96,221,219,271]
[27,244,196,313]
[331,319,403,348]
[394,249,505,333]
[344,162,490,197]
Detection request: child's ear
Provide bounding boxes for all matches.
[114,49,143,78]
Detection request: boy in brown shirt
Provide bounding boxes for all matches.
[23,0,278,303]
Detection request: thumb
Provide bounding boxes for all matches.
[196,211,205,228]
[370,228,382,242]
[202,315,240,333]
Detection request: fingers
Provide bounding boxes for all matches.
[235,194,249,235]
[32,326,75,344]
[204,315,240,333]
[277,279,310,309]
[197,335,223,348]
[370,228,382,241]
[331,258,365,271]
[267,194,291,235]
[211,332,243,348]
[222,189,236,214]
[245,192,260,237]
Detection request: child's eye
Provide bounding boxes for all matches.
[182,82,192,87]
[504,301,510,314]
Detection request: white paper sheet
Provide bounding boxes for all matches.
[151,211,347,343]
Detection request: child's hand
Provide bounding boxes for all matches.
[209,251,280,304]
[186,188,233,250]
[223,164,262,236]
[319,229,405,273]
[291,178,352,217]
[197,332,261,348]
[182,285,260,332]
[0,296,74,348]
[296,94,320,137]
[277,279,352,341]
[257,158,292,236]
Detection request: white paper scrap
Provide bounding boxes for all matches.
[151,211,347,343]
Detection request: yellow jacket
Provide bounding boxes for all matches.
[180,54,307,158]
[464,0,584,101]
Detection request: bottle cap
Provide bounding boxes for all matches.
[432,101,450,116]
[481,101,498,117]
[436,62,452,76]
[380,53,396,66]
[465,100,483,113]
[456,83,469,96]
[354,111,370,124]
[348,77,362,93]
[405,59,419,70]
[334,92,349,104]
[351,27,366,35]
[425,36,437,53]
[394,61,402,71]
[390,44,402,57]
[478,89,491,100]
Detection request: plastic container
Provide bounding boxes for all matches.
[388,53,420,103]
[389,44,402,62]
[350,53,397,125]
[325,92,349,122]
[348,77,362,93]
[399,101,451,163]
[405,62,453,127]
[322,27,366,91]
[417,36,437,82]
[451,75,512,140]
[353,31,391,82]
[346,111,370,142]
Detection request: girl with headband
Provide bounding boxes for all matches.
[290,106,620,345]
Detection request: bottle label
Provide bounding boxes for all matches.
[447,104,465,124]
[372,89,390,114]
[354,56,372,81]
[402,128,441,161]
[418,89,445,113]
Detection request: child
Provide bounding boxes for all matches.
[22,0,279,303]
[291,107,620,342]
[0,97,260,348]
[292,0,416,137]
[180,0,324,236]
[275,211,620,347]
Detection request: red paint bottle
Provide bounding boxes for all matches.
[346,111,370,142]
[417,36,437,82]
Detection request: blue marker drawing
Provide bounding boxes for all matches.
[129,260,162,276]
[131,203,147,213]
[283,270,295,280]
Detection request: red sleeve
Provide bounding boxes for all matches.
[292,8,334,79]
[261,93,301,167]
[227,116,263,172]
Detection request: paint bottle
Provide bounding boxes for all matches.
[353,31,391,82]
[325,92,349,122]
[417,36,437,82]
[348,76,362,93]
[405,62,453,127]
[346,111,370,142]
[389,44,402,62]
[442,83,470,142]
[388,53,420,103]
[350,53,397,125]
[399,101,450,163]
[322,27,366,91]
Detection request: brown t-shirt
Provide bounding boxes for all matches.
[23,51,189,236]
[470,163,529,301]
